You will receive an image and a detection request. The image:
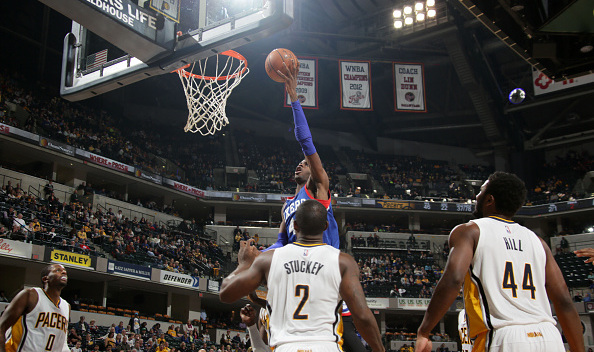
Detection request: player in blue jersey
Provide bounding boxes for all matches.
[265,60,340,250]
[262,60,366,352]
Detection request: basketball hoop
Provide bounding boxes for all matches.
[174,50,249,135]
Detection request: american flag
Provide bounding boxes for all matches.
[86,49,108,70]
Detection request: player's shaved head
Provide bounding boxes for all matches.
[294,200,328,238]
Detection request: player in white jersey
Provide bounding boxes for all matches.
[0,263,70,352]
[220,200,384,352]
[458,310,472,352]
[415,172,583,352]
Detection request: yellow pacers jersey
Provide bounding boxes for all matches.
[458,309,473,352]
[464,217,555,340]
[6,288,69,352]
[267,243,343,348]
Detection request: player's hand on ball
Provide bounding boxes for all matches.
[277,61,299,103]
[240,304,257,327]
[238,239,260,266]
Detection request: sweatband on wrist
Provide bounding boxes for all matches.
[291,101,317,156]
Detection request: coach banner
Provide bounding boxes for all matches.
[159,270,199,289]
[532,68,594,95]
[394,63,426,112]
[50,249,92,268]
[285,58,318,109]
[107,260,151,280]
[0,238,32,259]
[340,60,372,110]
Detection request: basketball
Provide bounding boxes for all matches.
[265,48,298,82]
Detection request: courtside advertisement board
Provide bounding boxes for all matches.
[159,270,199,289]
[285,57,318,109]
[394,63,426,112]
[340,60,372,110]
[49,249,93,269]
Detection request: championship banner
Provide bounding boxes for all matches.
[285,58,318,109]
[163,178,205,198]
[340,60,372,110]
[0,238,32,259]
[50,249,92,268]
[397,297,431,310]
[107,260,151,280]
[532,68,594,95]
[394,63,426,112]
[159,270,199,289]
[40,138,75,157]
[76,149,134,174]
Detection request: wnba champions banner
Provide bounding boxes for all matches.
[394,63,426,112]
[285,58,318,109]
[340,60,372,110]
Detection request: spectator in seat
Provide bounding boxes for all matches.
[560,236,569,253]
[115,321,126,334]
[75,315,89,335]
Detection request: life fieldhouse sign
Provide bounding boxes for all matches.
[0,238,32,259]
[532,68,594,95]
[365,297,389,309]
[82,0,161,38]
[394,63,426,112]
[108,260,151,280]
[397,298,431,310]
[340,60,372,110]
[40,138,75,157]
[208,280,220,293]
[159,271,199,289]
[77,149,134,174]
[285,58,318,109]
[51,249,92,268]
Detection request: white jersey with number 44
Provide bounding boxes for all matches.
[464,216,555,338]
[266,243,343,348]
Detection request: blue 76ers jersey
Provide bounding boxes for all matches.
[283,185,340,249]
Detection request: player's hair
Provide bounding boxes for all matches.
[485,171,527,217]
[40,264,55,285]
[294,200,328,237]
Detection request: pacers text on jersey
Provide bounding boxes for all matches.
[283,260,324,275]
[34,312,69,334]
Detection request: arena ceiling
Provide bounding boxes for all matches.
[3,0,594,155]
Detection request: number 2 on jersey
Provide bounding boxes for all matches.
[502,262,536,299]
[293,285,309,320]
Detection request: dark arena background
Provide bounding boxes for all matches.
[0,0,593,351]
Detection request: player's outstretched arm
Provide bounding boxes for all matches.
[574,248,594,264]
[220,240,272,303]
[263,215,288,252]
[0,288,37,352]
[416,223,477,352]
[542,238,585,352]
[339,253,385,352]
[278,61,329,199]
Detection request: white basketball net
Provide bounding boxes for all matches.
[176,50,249,136]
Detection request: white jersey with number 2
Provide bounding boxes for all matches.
[266,243,343,348]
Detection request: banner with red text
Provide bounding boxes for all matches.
[285,58,318,109]
[0,238,32,259]
[532,68,594,95]
[340,60,372,110]
[76,149,135,174]
[394,63,426,112]
[163,178,205,198]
